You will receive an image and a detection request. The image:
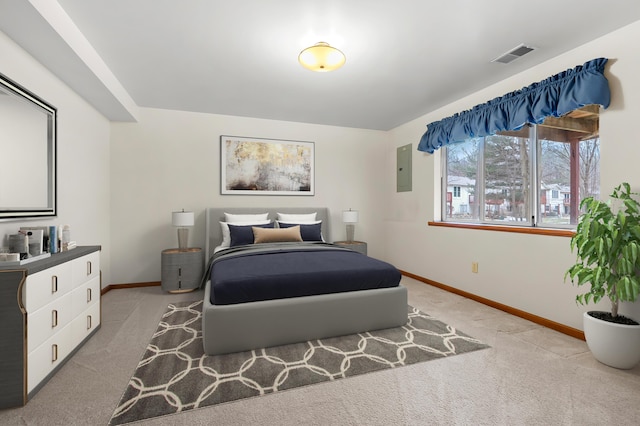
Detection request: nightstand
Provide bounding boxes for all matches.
[161,248,204,293]
[333,241,367,255]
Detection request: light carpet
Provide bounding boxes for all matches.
[109,300,489,425]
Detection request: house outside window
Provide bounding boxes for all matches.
[453,186,461,197]
[442,105,600,228]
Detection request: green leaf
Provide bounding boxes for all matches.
[632,242,640,265]
[624,278,633,300]
[577,270,593,286]
[618,210,626,227]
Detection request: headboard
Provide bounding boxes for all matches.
[205,207,330,262]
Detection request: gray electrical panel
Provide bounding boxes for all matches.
[397,143,412,192]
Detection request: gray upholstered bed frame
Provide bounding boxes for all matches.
[202,207,408,355]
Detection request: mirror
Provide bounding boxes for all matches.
[0,72,56,220]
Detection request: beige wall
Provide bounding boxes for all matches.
[0,31,112,287]
[385,20,640,330]
[110,108,390,284]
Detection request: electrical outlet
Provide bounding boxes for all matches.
[472,262,479,273]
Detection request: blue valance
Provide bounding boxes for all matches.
[417,58,610,153]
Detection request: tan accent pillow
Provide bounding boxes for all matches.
[253,226,303,244]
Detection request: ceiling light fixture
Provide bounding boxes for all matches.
[298,42,346,72]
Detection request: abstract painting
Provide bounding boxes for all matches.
[221,136,314,195]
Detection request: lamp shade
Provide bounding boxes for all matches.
[342,210,359,223]
[298,42,346,72]
[172,211,194,227]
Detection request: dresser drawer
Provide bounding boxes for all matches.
[71,275,100,318]
[72,302,101,347]
[27,290,75,353]
[27,323,74,393]
[23,262,73,313]
[72,252,100,288]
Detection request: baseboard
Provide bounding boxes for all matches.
[400,270,585,341]
[101,281,161,296]
[101,274,586,341]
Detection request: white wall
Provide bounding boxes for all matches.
[0,31,112,287]
[109,108,389,285]
[386,20,640,330]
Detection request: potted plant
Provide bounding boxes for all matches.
[565,182,640,369]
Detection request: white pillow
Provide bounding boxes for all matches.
[224,212,269,222]
[220,220,270,248]
[276,212,317,222]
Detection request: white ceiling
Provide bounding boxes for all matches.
[2,1,640,130]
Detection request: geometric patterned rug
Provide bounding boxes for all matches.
[109,300,489,425]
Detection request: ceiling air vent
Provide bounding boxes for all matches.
[492,44,535,64]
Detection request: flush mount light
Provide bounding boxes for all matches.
[298,42,346,72]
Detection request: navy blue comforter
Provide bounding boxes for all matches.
[209,242,401,305]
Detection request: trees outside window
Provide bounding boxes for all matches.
[443,106,600,228]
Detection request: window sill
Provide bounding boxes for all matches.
[427,221,575,237]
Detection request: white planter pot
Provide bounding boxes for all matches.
[583,311,640,369]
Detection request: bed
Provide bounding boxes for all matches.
[202,207,408,355]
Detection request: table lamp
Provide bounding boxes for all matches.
[172,209,194,250]
[342,209,359,242]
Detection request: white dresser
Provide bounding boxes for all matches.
[0,246,101,408]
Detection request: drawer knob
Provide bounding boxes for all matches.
[51,275,58,294]
[87,261,92,276]
[87,315,92,330]
[52,344,58,362]
[87,288,92,303]
[52,309,58,328]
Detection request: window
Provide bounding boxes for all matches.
[442,105,600,228]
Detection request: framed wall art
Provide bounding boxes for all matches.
[220,135,315,195]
